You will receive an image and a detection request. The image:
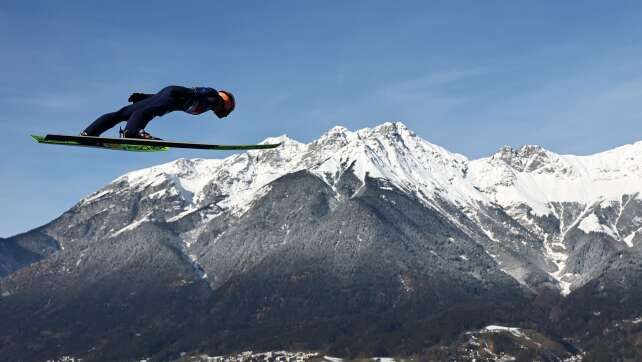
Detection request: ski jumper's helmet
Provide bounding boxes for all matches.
[214,90,235,118]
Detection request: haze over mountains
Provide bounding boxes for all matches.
[1,122,641,361]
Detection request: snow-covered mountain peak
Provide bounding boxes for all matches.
[488,144,567,175]
[313,122,416,150]
[68,123,642,300]
[259,134,297,145]
[355,121,415,141]
[350,121,466,164]
[372,121,412,133]
[74,123,642,295]
[253,135,306,160]
[83,122,480,215]
[84,123,642,225]
[468,139,642,217]
[325,125,351,136]
[491,145,515,163]
[311,125,354,150]
[486,140,642,180]
[302,121,478,205]
[569,140,642,178]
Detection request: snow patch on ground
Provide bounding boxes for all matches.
[624,231,638,247]
[557,277,573,297]
[324,356,344,362]
[167,207,198,223]
[188,254,207,279]
[578,213,618,239]
[482,325,525,338]
[81,189,112,204]
[110,215,151,237]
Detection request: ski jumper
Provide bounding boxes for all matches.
[83,86,221,136]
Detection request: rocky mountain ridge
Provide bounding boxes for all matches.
[60,121,642,294]
[1,121,641,361]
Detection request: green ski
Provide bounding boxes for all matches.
[31,134,281,152]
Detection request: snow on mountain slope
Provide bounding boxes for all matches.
[78,122,642,295]
[468,142,642,214]
[465,140,642,294]
[81,121,642,242]
[87,122,484,217]
[100,123,641,218]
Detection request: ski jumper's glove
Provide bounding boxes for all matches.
[128,93,152,103]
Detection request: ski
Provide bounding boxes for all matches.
[31,134,282,152]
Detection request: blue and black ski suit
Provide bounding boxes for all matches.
[83,86,222,136]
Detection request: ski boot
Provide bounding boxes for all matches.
[119,127,162,140]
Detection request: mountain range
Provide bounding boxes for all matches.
[1,122,641,361]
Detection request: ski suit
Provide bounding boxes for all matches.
[83,86,221,136]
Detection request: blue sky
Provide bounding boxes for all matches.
[1,1,642,237]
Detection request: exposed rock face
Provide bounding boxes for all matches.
[1,122,641,361]
[0,228,58,277]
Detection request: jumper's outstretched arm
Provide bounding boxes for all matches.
[128,93,154,103]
